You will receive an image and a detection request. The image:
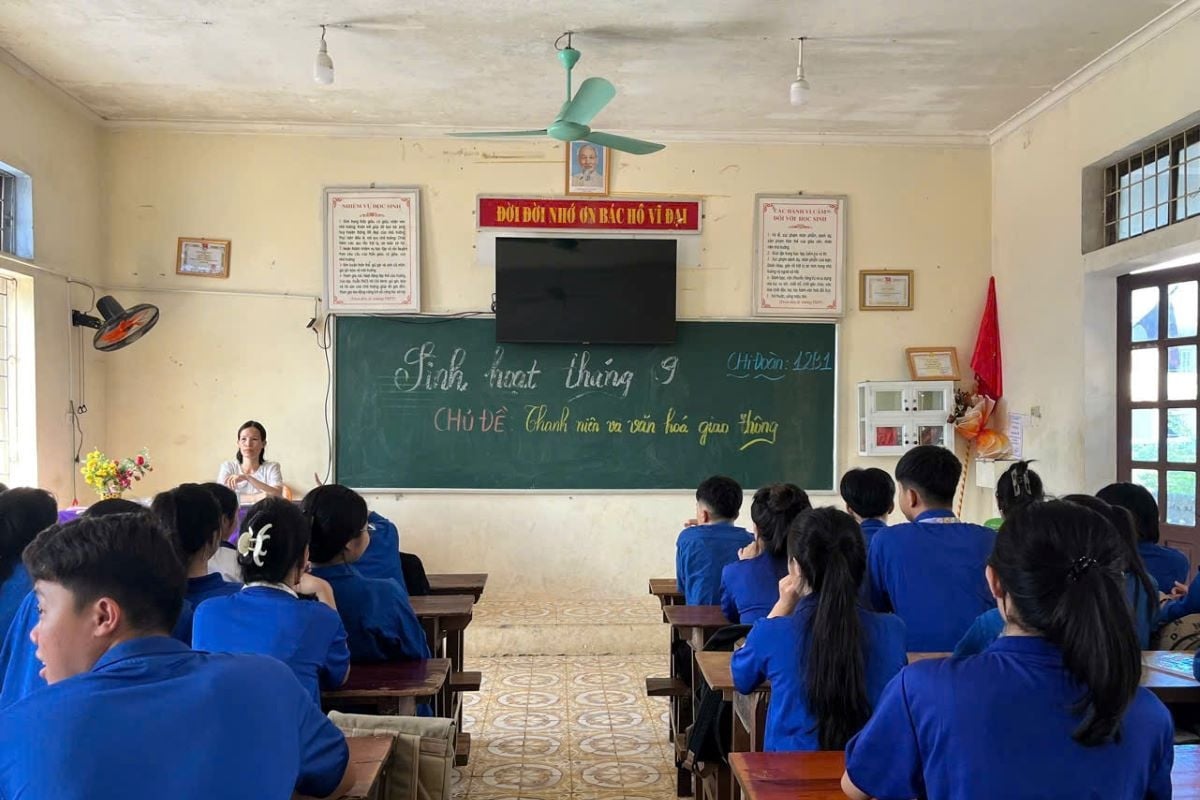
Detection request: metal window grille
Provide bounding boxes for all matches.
[1105,125,1200,246]
[0,274,16,485]
[0,170,15,256]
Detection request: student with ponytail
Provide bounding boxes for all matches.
[730,508,906,751]
[719,484,810,624]
[193,498,350,705]
[844,500,1173,800]
[151,484,241,609]
[985,460,1044,529]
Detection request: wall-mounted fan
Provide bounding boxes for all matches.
[449,33,664,156]
[71,296,160,351]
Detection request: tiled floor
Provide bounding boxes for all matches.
[453,655,677,800]
[471,599,665,626]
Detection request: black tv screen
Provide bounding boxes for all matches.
[495,237,677,344]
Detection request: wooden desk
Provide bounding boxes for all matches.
[1142,650,1200,704]
[663,604,731,651]
[649,578,684,620]
[732,746,1200,800]
[323,658,450,715]
[341,734,394,800]
[409,594,475,764]
[426,573,487,602]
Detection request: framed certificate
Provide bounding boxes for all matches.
[860,270,913,310]
[176,238,231,278]
[906,347,961,381]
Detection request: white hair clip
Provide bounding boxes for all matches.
[236,523,273,567]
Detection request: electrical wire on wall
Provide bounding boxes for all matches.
[65,278,96,504]
[311,298,334,486]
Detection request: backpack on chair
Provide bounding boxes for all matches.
[683,624,751,773]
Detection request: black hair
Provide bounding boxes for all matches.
[696,475,743,521]
[0,488,59,583]
[788,507,871,750]
[995,460,1044,516]
[750,484,810,560]
[199,482,239,520]
[23,513,185,634]
[991,500,1141,746]
[894,445,961,507]
[150,483,222,563]
[235,420,268,466]
[84,498,146,517]
[1062,494,1158,634]
[839,468,895,519]
[238,497,311,585]
[302,484,369,564]
[1096,482,1160,544]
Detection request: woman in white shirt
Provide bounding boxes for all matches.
[217,420,284,499]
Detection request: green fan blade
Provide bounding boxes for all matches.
[583,131,665,155]
[448,130,548,138]
[560,77,615,126]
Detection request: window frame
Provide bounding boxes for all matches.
[1105,124,1200,246]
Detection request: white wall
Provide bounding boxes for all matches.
[991,11,1200,501]
[0,54,105,500]
[99,130,992,597]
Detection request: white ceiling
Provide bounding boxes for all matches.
[0,0,1183,140]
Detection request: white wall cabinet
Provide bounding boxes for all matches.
[857,381,956,456]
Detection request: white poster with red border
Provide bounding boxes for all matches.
[753,194,846,318]
[325,187,421,313]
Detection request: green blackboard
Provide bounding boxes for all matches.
[334,316,837,490]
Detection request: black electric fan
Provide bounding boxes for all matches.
[71,296,160,352]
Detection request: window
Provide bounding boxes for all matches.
[0,169,15,256]
[0,273,17,486]
[1105,125,1200,246]
[1118,263,1200,564]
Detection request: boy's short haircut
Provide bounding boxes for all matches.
[1096,482,1160,544]
[695,475,743,521]
[23,514,186,635]
[839,468,895,519]
[894,445,961,507]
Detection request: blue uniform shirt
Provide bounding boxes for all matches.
[859,518,888,549]
[0,636,348,799]
[310,562,430,663]
[1138,541,1189,593]
[354,512,408,591]
[675,521,752,606]
[0,564,33,642]
[1159,569,1200,625]
[193,586,351,706]
[731,596,907,751]
[867,509,996,651]
[955,574,1157,655]
[0,591,196,709]
[187,573,242,607]
[719,553,787,624]
[845,637,1174,800]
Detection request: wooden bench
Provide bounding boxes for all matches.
[732,745,1200,800]
[426,573,488,603]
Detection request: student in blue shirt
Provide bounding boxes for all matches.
[675,475,752,606]
[838,468,894,547]
[1098,481,1189,594]
[732,508,906,751]
[152,484,242,612]
[201,481,243,583]
[844,500,1174,800]
[955,495,1159,654]
[719,483,809,624]
[304,484,430,663]
[0,499,196,708]
[193,497,351,706]
[0,488,57,638]
[867,445,996,650]
[0,511,351,799]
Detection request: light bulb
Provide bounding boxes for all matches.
[314,29,334,85]
[790,76,810,106]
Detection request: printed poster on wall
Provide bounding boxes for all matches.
[325,187,421,313]
[752,194,846,318]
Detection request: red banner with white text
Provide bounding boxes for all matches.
[477,196,702,233]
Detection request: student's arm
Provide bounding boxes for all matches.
[719,567,739,623]
[1159,572,1200,625]
[843,671,924,800]
[298,573,338,611]
[1146,708,1175,800]
[319,615,352,690]
[866,540,891,613]
[375,586,431,661]
[293,690,351,798]
[675,534,690,604]
[840,773,872,800]
[730,622,768,694]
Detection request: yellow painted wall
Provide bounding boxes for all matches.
[991,12,1200,502]
[101,130,991,596]
[0,55,105,500]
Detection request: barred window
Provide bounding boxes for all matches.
[0,170,15,256]
[1105,125,1200,245]
[0,273,17,486]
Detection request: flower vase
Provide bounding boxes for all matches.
[101,491,124,500]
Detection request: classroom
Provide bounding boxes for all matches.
[1,1,1200,798]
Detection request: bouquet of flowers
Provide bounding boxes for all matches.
[81,448,152,499]
[948,389,1010,458]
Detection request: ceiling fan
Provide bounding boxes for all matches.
[449,33,664,156]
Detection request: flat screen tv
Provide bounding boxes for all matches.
[495,237,677,344]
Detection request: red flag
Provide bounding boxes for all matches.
[971,277,1003,400]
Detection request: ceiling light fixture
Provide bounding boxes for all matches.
[314,25,334,85]
[790,37,810,106]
